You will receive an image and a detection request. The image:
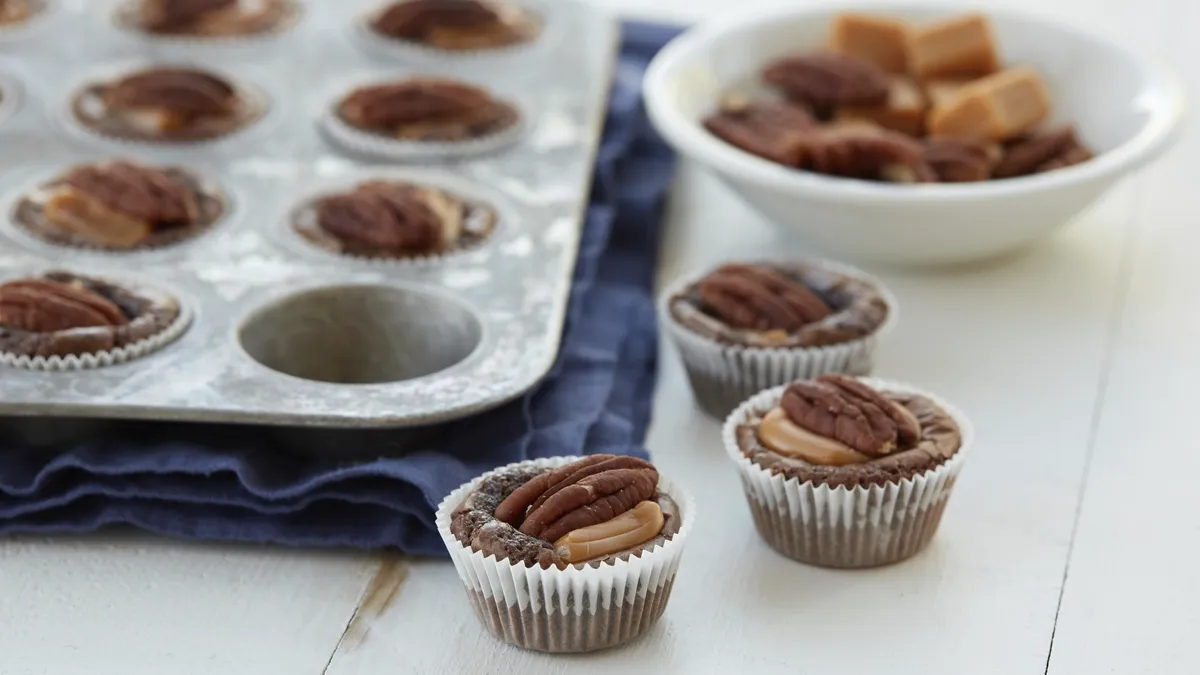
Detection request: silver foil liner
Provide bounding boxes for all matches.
[436,456,695,653]
[721,379,972,568]
[660,259,899,419]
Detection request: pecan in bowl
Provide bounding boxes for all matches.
[0,271,184,364]
[440,454,692,652]
[11,160,227,250]
[369,0,540,52]
[293,179,497,260]
[72,66,266,143]
[336,78,519,143]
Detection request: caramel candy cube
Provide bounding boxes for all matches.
[908,13,999,80]
[923,77,975,110]
[837,76,927,136]
[827,12,911,74]
[928,67,1052,141]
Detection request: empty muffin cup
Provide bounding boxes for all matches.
[237,283,482,385]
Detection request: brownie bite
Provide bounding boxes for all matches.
[0,271,183,361]
[129,0,298,37]
[369,0,540,52]
[724,375,969,567]
[336,78,519,143]
[12,160,225,250]
[450,454,681,568]
[294,179,496,260]
[72,66,264,143]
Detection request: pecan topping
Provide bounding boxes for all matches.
[61,161,200,226]
[763,52,891,108]
[139,0,236,31]
[494,455,659,544]
[315,181,451,255]
[105,68,237,118]
[922,136,1001,182]
[695,264,831,333]
[373,0,501,39]
[780,374,921,458]
[800,123,925,181]
[339,79,498,133]
[0,278,129,333]
[703,97,817,166]
[992,126,1087,179]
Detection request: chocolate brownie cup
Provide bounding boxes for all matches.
[0,271,188,368]
[12,160,226,251]
[368,0,540,52]
[71,66,266,143]
[118,0,301,38]
[438,455,694,653]
[662,260,895,418]
[723,375,970,568]
[335,78,520,144]
[293,179,497,261]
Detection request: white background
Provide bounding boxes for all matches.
[3,0,1197,673]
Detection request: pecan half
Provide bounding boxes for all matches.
[494,455,659,544]
[140,0,236,31]
[339,79,496,132]
[992,126,1085,179]
[763,52,891,108]
[61,161,199,226]
[105,68,237,118]
[800,123,925,180]
[780,374,921,457]
[703,97,816,166]
[373,0,501,39]
[315,181,447,255]
[0,278,129,333]
[695,264,831,333]
[922,136,1001,182]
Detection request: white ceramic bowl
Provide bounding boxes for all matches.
[644,4,1185,265]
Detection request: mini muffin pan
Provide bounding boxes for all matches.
[0,0,619,427]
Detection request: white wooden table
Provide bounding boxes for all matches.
[2,0,1196,673]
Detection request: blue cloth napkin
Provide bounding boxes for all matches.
[0,22,683,555]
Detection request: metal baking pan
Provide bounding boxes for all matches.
[0,0,620,427]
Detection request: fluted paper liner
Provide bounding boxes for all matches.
[436,456,695,653]
[0,277,193,371]
[317,97,527,162]
[661,259,898,419]
[109,0,304,50]
[721,379,972,568]
[352,0,556,65]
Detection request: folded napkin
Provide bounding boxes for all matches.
[0,22,683,555]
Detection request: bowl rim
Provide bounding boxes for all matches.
[643,2,1186,203]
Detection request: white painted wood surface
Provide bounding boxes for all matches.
[1,1,1195,674]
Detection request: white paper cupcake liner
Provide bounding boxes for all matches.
[0,164,235,257]
[660,259,899,419]
[56,60,278,154]
[0,285,194,371]
[436,456,695,653]
[722,379,973,568]
[108,0,304,51]
[280,169,509,267]
[317,98,527,162]
[351,0,558,66]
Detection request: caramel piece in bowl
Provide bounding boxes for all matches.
[908,13,999,80]
[928,67,1051,141]
[827,12,911,74]
[837,76,927,136]
[923,77,975,110]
